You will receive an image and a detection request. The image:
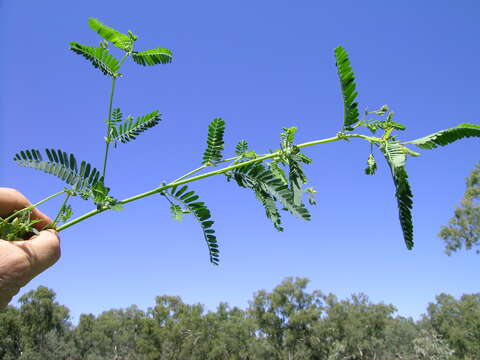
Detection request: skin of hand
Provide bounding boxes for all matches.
[0,188,60,309]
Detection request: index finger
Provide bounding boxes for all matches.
[0,188,52,230]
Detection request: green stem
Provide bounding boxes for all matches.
[51,193,72,227]
[101,54,130,180]
[171,164,208,183]
[4,190,66,222]
[57,133,385,232]
[102,77,117,179]
[57,135,343,231]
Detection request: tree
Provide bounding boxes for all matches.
[17,286,72,357]
[321,293,396,360]
[440,162,480,254]
[423,292,480,358]
[412,330,455,360]
[248,277,326,359]
[0,306,22,360]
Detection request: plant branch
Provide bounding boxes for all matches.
[102,77,117,179]
[171,164,208,183]
[51,193,72,228]
[57,133,398,232]
[4,190,66,222]
[57,134,347,231]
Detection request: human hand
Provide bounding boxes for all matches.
[0,188,60,309]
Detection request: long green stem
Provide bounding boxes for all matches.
[4,190,66,222]
[57,135,343,231]
[102,54,129,180]
[102,77,117,179]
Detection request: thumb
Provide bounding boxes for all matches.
[21,230,61,277]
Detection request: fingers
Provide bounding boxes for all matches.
[0,187,52,230]
[16,230,61,277]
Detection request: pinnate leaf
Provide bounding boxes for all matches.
[132,48,173,66]
[334,46,359,130]
[70,42,120,78]
[88,18,133,51]
[202,118,225,164]
[166,186,220,265]
[381,142,414,249]
[13,149,101,192]
[406,123,480,149]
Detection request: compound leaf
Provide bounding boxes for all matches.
[406,123,480,150]
[202,118,225,164]
[334,46,359,130]
[132,47,173,66]
[232,162,311,224]
[87,18,133,52]
[13,149,101,192]
[110,110,161,144]
[381,142,414,249]
[167,186,220,265]
[70,42,120,78]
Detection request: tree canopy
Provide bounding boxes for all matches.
[1,279,478,359]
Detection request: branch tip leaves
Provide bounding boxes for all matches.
[87,18,133,52]
[406,123,480,150]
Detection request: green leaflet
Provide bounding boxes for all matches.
[334,46,359,130]
[287,148,311,206]
[166,185,220,265]
[70,42,120,78]
[405,123,480,149]
[13,149,101,192]
[232,162,311,226]
[87,18,133,52]
[254,189,283,231]
[110,108,123,124]
[110,110,161,144]
[202,118,225,165]
[235,140,249,156]
[132,48,173,66]
[279,128,312,206]
[381,142,414,249]
[268,161,288,186]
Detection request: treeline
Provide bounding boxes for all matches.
[0,278,479,360]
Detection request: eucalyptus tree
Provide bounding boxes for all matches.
[440,162,480,254]
[423,293,480,359]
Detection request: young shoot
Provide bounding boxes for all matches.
[3,18,480,265]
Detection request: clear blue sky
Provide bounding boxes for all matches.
[1,1,479,322]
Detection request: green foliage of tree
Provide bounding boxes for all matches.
[2,283,480,359]
[321,292,397,359]
[0,306,22,360]
[18,286,72,354]
[440,162,480,254]
[423,293,480,359]
[413,330,455,360]
[248,277,325,359]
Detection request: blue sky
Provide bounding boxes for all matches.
[1,1,479,322]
